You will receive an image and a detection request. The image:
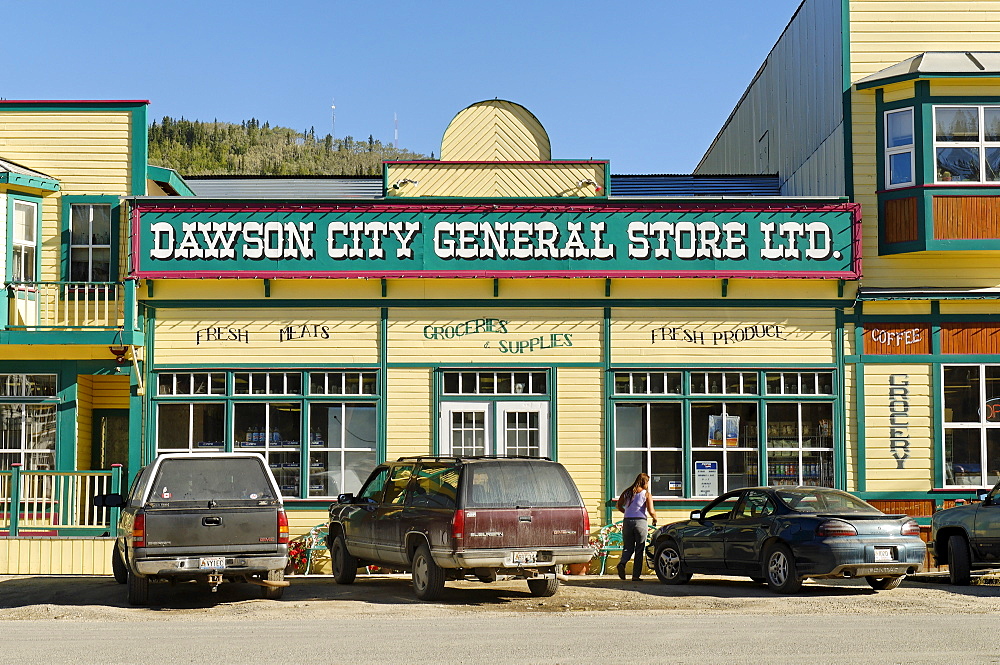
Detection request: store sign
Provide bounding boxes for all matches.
[888,374,909,469]
[132,202,860,279]
[864,324,931,355]
[695,461,719,496]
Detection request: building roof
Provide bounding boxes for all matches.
[856,52,1000,89]
[0,157,60,191]
[181,173,784,198]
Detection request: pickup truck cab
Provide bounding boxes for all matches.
[930,479,1000,585]
[96,452,290,605]
[327,456,593,600]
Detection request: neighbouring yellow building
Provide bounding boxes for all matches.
[4,0,1000,575]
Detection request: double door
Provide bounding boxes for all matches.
[439,401,549,458]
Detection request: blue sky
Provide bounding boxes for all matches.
[3,0,803,174]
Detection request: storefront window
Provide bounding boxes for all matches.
[943,364,1000,486]
[0,374,58,471]
[154,369,380,498]
[612,370,837,498]
[934,106,1000,183]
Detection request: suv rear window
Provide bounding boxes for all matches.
[149,457,276,504]
[462,461,581,508]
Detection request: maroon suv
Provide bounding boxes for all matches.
[327,456,593,600]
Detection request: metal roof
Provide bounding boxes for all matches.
[857,286,1000,301]
[856,52,1000,88]
[609,174,781,197]
[183,175,383,198]
[0,157,53,180]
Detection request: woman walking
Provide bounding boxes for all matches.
[615,472,657,580]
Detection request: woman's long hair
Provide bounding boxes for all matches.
[616,472,650,511]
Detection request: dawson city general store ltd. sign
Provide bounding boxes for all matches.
[131,202,860,279]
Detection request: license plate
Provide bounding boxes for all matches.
[510,551,537,566]
[874,547,895,563]
[200,557,226,569]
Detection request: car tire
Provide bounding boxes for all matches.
[111,547,128,585]
[653,540,692,585]
[527,577,560,597]
[865,575,904,591]
[263,569,285,600]
[412,543,445,601]
[126,570,149,606]
[947,534,972,586]
[331,534,358,585]
[764,543,802,594]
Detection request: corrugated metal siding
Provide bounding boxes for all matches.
[440,100,551,161]
[184,177,382,198]
[695,0,845,197]
[609,174,781,196]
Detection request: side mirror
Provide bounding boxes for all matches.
[337,493,355,504]
[689,510,702,520]
[979,492,991,504]
[93,493,125,509]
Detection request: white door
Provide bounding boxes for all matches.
[440,401,549,457]
[497,401,549,457]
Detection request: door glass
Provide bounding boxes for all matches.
[383,465,415,505]
[450,410,486,456]
[358,468,388,503]
[703,495,741,520]
[408,464,460,509]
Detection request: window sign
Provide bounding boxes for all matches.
[695,461,719,497]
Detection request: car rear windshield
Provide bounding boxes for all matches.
[462,461,581,508]
[149,457,276,505]
[776,488,881,514]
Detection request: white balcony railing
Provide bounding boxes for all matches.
[5,281,125,330]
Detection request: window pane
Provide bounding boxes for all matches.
[615,450,644,496]
[767,402,799,448]
[944,366,979,423]
[157,404,190,449]
[615,404,647,448]
[649,403,682,448]
[91,205,112,244]
[886,109,913,147]
[987,147,1000,182]
[70,205,91,245]
[343,404,376,448]
[802,403,834,446]
[937,147,980,182]
[802,449,834,487]
[937,107,979,142]
[13,202,35,243]
[946,428,982,485]
[650,450,682,496]
[988,430,1000,485]
[986,108,1000,142]
[726,450,757,491]
[988,367,1000,423]
[889,152,913,185]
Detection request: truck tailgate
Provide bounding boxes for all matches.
[462,507,587,550]
[143,507,280,555]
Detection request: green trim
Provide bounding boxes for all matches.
[131,105,148,196]
[146,165,195,197]
[0,172,60,192]
[602,307,613,526]
[59,195,122,282]
[855,358,866,493]
[379,307,388,464]
[856,71,1000,91]
[549,366,558,460]
[143,298,856,310]
[841,0,853,198]
[932,362,944,488]
[0,330,140,346]
[835,309,847,489]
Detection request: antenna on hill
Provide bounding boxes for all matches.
[331,98,336,141]
[394,112,398,150]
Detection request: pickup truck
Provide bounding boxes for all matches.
[96,452,290,605]
[930,479,1000,585]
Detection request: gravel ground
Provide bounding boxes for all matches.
[2,572,999,620]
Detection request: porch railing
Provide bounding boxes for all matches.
[4,281,131,330]
[0,464,122,536]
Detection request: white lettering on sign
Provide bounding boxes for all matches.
[626,221,748,259]
[433,221,615,260]
[869,328,924,346]
[150,221,316,260]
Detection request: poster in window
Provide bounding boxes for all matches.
[708,415,740,447]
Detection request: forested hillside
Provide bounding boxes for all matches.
[148,117,427,176]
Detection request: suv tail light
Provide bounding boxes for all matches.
[901,519,921,536]
[451,509,466,542]
[583,508,590,536]
[277,509,289,544]
[817,519,858,537]
[132,511,146,548]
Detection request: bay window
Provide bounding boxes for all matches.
[934,106,1000,183]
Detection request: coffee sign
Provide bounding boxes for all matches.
[132,202,860,279]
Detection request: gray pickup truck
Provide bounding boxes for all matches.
[96,452,290,605]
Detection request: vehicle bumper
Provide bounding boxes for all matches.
[433,546,594,569]
[791,538,925,580]
[133,555,288,577]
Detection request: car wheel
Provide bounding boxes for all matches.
[527,577,560,597]
[126,570,149,606]
[111,547,128,585]
[947,534,972,586]
[653,540,692,585]
[866,575,903,591]
[263,569,285,600]
[764,543,802,594]
[411,543,445,601]
[331,534,358,585]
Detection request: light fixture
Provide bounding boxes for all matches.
[109,344,129,365]
[577,178,603,192]
[391,178,420,190]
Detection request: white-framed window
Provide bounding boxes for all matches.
[69,204,113,282]
[0,374,58,472]
[11,200,38,282]
[942,364,1000,487]
[934,105,1000,183]
[438,370,550,457]
[885,107,915,188]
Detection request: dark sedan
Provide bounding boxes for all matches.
[645,486,925,593]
